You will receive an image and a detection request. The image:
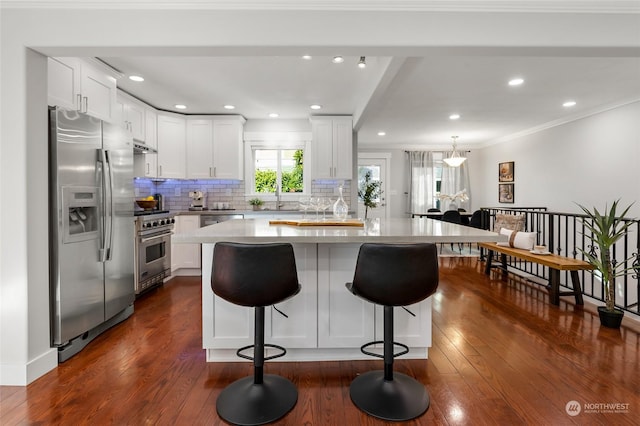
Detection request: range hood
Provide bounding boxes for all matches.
[133,141,157,154]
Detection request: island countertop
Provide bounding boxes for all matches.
[173,217,504,244]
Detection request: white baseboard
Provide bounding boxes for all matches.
[0,348,57,386]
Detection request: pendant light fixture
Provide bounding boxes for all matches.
[443,136,466,167]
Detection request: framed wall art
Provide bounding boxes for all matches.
[499,183,514,203]
[499,161,514,182]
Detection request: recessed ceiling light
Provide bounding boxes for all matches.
[174,104,187,110]
[332,56,344,64]
[449,114,461,120]
[563,100,577,107]
[129,75,144,82]
[358,57,366,69]
[310,104,322,110]
[223,105,235,110]
[302,55,312,60]
[269,113,279,118]
[377,131,386,136]
[508,78,524,86]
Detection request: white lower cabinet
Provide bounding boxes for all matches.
[203,244,317,350]
[202,242,431,361]
[317,244,375,347]
[172,215,201,274]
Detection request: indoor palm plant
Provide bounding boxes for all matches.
[577,200,635,328]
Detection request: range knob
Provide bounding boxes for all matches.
[159,220,166,225]
[145,223,152,228]
[170,218,175,224]
[152,221,159,227]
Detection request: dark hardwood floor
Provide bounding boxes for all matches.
[2,257,639,425]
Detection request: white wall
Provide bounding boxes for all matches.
[474,101,640,215]
[1,5,638,385]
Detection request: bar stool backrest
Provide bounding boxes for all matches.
[212,242,300,307]
[351,243,439,306]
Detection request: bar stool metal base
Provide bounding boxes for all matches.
[216,374,297,426]
[349,370,430,422]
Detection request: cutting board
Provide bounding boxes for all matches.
[269,219,364,227]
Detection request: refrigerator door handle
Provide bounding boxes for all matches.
[98,149,111,262]
[104,149,115,261]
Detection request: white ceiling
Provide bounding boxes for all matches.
[103,54,640,149]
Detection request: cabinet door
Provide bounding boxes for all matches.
[202,243,254,349]
[311,119,334,179]
[267,244,318,348]
[374,299,432,348]
[212,118,244,179]
[186,119,214,179]
[127,101,146,141]
[143,108,157,178]
[332,118,353,179]
[318,244,374,348]
[172,215,201,270]
[81,61,117,122]
[117,93,146,141]
[157,114,186,178]
[47,57,81,110]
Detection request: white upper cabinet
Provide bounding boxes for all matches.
[310,116,353,180]
[47,57,118,122]
[116,91,146,141]
[186,116,245,180]
[157,113,186,179]
[186,118,214,179]
[143,108,158,178]
[213,117,245,180]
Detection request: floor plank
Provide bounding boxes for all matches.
[2,257,640,425]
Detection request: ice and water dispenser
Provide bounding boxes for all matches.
[62,186,98,243]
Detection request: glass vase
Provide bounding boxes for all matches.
[332,186,349,220]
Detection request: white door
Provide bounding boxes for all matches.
[357,155,389,220]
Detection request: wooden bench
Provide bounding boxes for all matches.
[478,242,594,306]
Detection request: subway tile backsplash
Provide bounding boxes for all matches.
[134,179,351,211]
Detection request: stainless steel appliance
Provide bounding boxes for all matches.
[200,213,244,227]
[49,106,134,362]
[134,211,175,295]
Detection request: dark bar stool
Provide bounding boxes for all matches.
[346,243,439,421]
[211,242,301,425]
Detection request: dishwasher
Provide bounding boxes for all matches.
[200,213,244,227]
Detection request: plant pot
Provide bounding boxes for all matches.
[252,205,261,211]
[597,306,624,328]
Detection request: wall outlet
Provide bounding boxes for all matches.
[134,187,140,197]
[175,187,181,196]
[225,188,232,196]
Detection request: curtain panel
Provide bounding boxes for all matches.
[441,161,471,211]
[407,151,436,215]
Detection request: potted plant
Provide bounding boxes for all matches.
[248,198,264,211]
[577,200,635,328]
[358,170,382,220]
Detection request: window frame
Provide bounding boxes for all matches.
[244,134,311,201]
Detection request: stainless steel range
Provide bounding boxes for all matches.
[134,211,175,295]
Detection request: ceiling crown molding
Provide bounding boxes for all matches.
[1,1,639,13]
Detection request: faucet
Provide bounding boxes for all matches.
[275,184,282,210]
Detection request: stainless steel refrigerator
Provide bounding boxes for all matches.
[49,106,135,361]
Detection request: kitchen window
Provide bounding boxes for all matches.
[244,136,311,198]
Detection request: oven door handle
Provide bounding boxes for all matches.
[139,232,172,243]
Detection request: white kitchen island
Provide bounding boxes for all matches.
[173,218,503,362]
